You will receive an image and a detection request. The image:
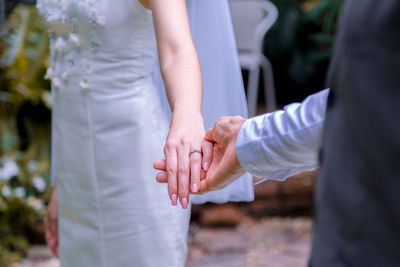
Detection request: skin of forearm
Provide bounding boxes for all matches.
[160,49,203,117]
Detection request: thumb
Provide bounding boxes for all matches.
[205,128,216,143]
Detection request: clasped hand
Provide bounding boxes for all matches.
[154,116,247,207]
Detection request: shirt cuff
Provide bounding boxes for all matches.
[235,117,269,177]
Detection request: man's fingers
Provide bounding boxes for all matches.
[201,141,213,171]
[204,128,216,142]
[200,169,207,180]
[156,172,167,183]
[205,116,230,143]
[153,159,166,171]
[197,178,211,194]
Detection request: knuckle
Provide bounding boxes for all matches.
[165,140,177,150]
[168,184,177,193]
[177,179,189,194]
[168,180,177,189]
[179,164,188,174]
[178,188,189,196]
[180,137,188,145]
[166,164,176,174]
[216,117,227,125]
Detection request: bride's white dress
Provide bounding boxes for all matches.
[37,0,253,266]
[38,1,189,266]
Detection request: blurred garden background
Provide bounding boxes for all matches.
[0,0,341,266]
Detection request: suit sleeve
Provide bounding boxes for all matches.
[235,89,329,181]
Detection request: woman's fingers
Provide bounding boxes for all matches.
[164,144,178,206]
[189,151,201,193]
[161,137,208,207]
[156,141,209,186]
[177,143,190,209]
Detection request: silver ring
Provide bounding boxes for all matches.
[189,148,202,156]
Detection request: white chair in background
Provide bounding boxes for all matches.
[229,0,278,116]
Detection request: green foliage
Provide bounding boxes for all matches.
[263,0,343,102]
[0,197,35,266]
[0,4,51,266]
[1,4,50,108]
[0,246,25,267]
[0,3,51,171]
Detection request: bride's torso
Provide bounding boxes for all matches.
[37,0,156,93]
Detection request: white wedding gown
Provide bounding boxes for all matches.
[37,0,253,266]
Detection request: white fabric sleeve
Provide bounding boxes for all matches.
[235,89,329,182]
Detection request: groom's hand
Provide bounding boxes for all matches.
[197,116,247,192]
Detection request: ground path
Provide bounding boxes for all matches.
[17,217,311,267]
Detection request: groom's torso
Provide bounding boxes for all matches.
[310,0,400,266]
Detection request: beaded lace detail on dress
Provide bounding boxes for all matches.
[37,0,105,91]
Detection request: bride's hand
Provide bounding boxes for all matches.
[154,138,214,194]
[149,0,204,208]
[45,184,59,258]
[162,112,210,208]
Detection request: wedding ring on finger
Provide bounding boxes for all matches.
[189,148,202,157]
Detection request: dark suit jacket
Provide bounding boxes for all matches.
[310,0,400,266]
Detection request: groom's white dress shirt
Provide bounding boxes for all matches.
[236,89,329,183]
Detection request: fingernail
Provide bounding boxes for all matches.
[181,197,188,209]
[191,182,198,193]
[204,162,209,171]
[170,194,177,206]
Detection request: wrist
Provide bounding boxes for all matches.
[172,104,201,116]
[171,108,203,125]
